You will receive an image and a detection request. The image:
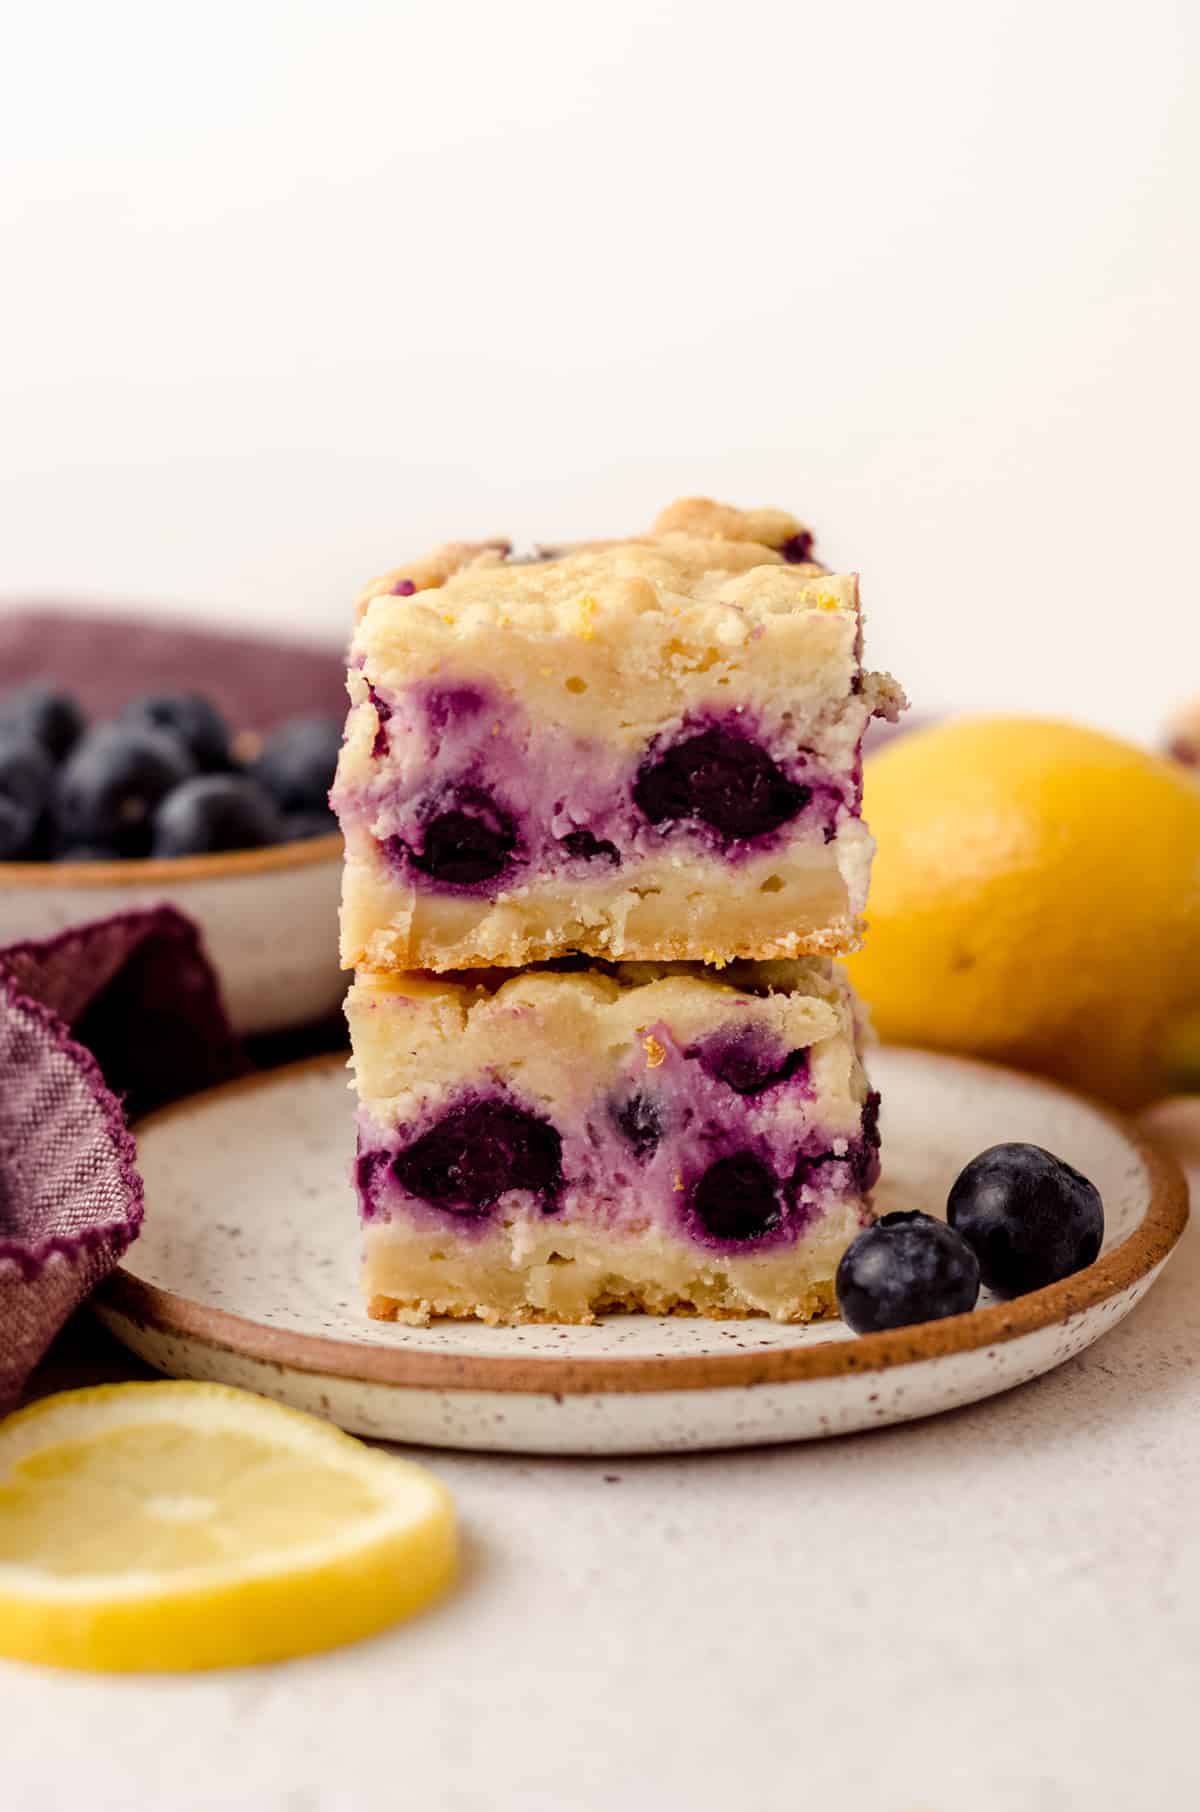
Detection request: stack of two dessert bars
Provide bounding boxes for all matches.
[332,499,904,1325]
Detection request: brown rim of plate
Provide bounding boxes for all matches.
[98,1050,1190,1397]
[0,831,342,888]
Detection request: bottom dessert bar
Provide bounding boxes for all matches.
[347,959,880,1326]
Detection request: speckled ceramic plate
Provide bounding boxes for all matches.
[95,1048,1187,1454]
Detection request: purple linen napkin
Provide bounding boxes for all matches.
[0,908,247,1411]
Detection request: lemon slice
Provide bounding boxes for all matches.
[0,1382,456,1672]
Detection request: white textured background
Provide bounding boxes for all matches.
[3,0,1198,733]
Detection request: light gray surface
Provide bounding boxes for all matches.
[7,1145,1198,1812]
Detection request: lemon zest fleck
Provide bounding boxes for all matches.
[576,593,598,640]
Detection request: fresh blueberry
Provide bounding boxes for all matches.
[836,1211,980,1334]
[633,727,809,842]
[689,1028,809,1095]
[559,828,620,864]
[55,843,122,863]
[280,808,340,842]
[611,1091,663,1161]
[121,691,231,771]
[0,736,56,858]
[691,1152,782,1241]
[251,717,342,814]
[947,1142,1104,1297]
[0,684,84,762]
[0,736,54,808]
[392,1099,563,1214]
[151,775,282,857]
[55,724,194,856]
[0,797,32,859]
[407,786,518,886]
[21,809,56,861]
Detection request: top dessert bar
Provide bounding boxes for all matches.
[334,498,904,972]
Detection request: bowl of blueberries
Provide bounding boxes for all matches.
[0,679,345,1035]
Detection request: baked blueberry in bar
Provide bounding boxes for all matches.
[349,959,879,1325]
[334,498,905,971]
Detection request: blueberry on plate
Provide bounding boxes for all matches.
[151,775,282,857]
[0,684,84,763]
[836,1210,980,1334]
[251,717,342,814]
[55,724,195,857]
[947,1142,1104,1297]
[0,736,55,859]
[120,691,231,772]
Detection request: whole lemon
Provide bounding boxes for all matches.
[846,717,1200,1109]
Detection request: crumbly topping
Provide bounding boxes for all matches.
[650,496,809,551]
[356,539,512,619]
[862,670,909,724]
[356,544,856,651]
[355,497,822,622]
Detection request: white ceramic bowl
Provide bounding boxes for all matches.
[0,834,344,1036]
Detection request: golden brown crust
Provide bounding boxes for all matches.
[343,913,864,975]
[367,1277,839,1328]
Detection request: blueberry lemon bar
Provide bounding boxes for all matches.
[350,959,879,1325]
[334,499,904,971]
